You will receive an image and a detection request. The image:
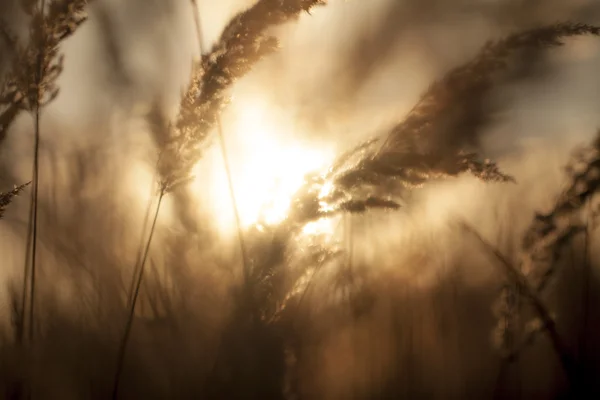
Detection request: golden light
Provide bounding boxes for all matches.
[302,217,337,237]
[192,97,335,234]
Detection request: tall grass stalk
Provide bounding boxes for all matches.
[216,118,251,287]
[460,221,581,394]
[112,189,165,399]
[506,131,600,360]
[26,0,48,343]
[18,184,33,345]
[188,5,255,388]
[190,0,250,288]
[578,199,593,384]
[2,0,92,347]
[126,186,155,309]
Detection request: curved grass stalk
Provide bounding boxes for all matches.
[460,221,581,395]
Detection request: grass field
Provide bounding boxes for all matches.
[0,0,600,398]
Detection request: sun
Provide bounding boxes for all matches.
[192,97,334,234]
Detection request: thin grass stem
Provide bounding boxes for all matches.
[112,189,165,399]
[189,0,250,289]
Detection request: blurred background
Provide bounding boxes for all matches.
[0,0,600,398]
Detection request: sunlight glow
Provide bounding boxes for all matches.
[193,97,335,233]
[302,218,336,237]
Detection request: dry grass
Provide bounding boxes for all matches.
[154,0,327,194]
[0,182,29,218]
[0,1,599,399]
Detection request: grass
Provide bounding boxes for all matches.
[0,0,599,398]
